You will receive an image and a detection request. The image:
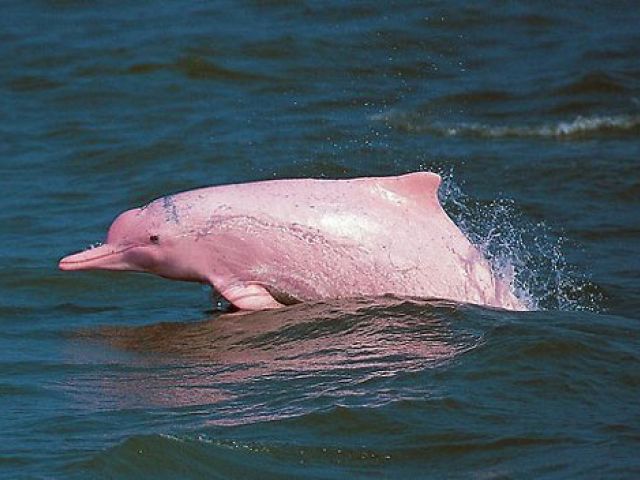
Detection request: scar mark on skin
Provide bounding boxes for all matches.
[163,195,180,224]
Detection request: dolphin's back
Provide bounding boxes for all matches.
[165,173,524,310]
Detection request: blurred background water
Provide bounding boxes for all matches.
[1,1,639,478]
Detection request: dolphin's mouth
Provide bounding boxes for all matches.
[58,244,138,271]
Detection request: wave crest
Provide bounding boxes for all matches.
[375,112,640,139]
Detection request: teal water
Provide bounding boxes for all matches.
[1,1,639,478]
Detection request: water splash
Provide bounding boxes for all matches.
[436,173,602,311]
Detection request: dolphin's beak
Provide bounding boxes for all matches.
[58,244,136,271]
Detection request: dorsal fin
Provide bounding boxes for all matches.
[374,172,442,206]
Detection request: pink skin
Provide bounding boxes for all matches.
[59,172,527,311]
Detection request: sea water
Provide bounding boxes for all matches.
[1,1,639,478]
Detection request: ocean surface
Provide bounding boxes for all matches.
[1,1,639,478]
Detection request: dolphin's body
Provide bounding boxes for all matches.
[59,172,526,311]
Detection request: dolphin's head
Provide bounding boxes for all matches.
[59,198,206,282]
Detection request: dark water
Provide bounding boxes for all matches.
[2,1,639,478]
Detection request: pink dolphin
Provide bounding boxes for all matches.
[59,172,526,311]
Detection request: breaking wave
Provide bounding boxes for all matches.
[375,112,640,139]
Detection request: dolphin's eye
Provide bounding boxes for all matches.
[149,235,160,244]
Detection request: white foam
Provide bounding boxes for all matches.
[373,111,640,139]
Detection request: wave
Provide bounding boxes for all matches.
[63,298,482,413]
[57,306,640,479]
[66,304,640,480]
[374,112,640,139]
[556,72,629,95]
